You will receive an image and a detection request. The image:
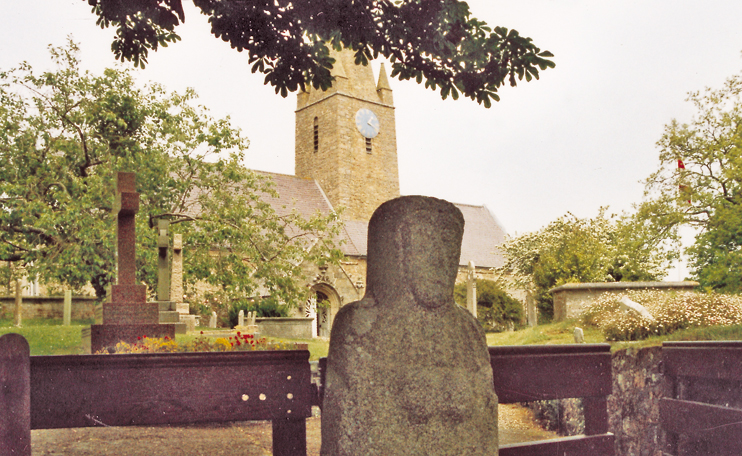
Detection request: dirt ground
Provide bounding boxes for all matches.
[31,404,556,455]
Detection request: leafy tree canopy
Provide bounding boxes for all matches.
[454,278,523,330]
[86,0,555,107]
[639,69,742,291]
[0,41,343,312]
[496,210,673,319]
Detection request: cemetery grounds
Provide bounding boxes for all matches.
[2,319,558,456]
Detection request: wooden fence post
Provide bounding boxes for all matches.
[272,418,307,456]
[0,333,31,456]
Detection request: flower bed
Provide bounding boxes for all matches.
[99,331,307,354]
[582,290,742,341]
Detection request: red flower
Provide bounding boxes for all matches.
[200,331,204,334]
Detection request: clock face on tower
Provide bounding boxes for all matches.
[355,108,381,139]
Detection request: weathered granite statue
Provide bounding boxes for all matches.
[321,196,498,456]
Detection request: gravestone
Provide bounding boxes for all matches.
[238,310,245,327]
[209,311,217,329]
[619,296,655,321]
[169,233,197,331]
[170,234,188,315]
[321,196,498,456]
[466,260,477,318]
[87,172,174,353]
[153,222,186,334]
[13,279,22,327]
[156,219,171,302]
[574,327,585,344]
[63,290,72,326]
[526,289,538,327]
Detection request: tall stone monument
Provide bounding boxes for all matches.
[321,196,498,455]
[154,220,186,333]
[170,233,197,331]
[466,260,477,318]
[87,172,175,353]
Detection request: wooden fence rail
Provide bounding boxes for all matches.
[489,344,614,456]
[2,333,614,456]
[0,333,316,456]
[661,341,742,456]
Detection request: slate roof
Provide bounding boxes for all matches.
[258,171,507,268]
[256,171,365,257]
[453,203,507,268]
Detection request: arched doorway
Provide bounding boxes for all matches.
[304,284,341,338]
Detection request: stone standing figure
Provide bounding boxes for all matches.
[321,196,498,456]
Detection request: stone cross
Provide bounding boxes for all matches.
[114,172,139,286]
[466,260,477,318]
[170,234,189,314]
[321,196,498,455]
[156,219,170,302]
[87,172,174,353]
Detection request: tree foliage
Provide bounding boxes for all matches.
[86,0,555,107]
[0,41,342,312]
[639,69,742,291]
[454,278,523,331]
[496,210,672,319]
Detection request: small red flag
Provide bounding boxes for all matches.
[677,159,690,203]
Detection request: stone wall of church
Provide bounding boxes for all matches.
[296,93,399,221]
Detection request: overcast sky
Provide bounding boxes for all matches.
[2,1,742,244]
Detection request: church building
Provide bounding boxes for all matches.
[259,50,509,338]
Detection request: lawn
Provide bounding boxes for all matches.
[5,318,742,357]
[486,319,742,351]
[0,320,330,359]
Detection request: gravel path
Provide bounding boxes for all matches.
[31,404,556,455]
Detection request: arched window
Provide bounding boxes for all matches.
[313,117,319,153]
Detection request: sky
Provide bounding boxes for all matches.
[1,1,742,250]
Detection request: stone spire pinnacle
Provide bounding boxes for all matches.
[376,62,393,105]
[377,62,391,90]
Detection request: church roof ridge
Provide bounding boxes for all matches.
[254,169,315,181]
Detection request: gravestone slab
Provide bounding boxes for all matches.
[574,327,585,344]
[321,196,498,456]
[619,296,655,321]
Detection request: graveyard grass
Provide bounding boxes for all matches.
[7,318,742,357]
[0,321,329,359]
[486,318,742,351]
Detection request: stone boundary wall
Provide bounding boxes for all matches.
[257,317,314,339]
[0,296,97,321]
[550,282,699,321]
[608,346,666,456]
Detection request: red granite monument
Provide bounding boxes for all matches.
[85,172,175,353]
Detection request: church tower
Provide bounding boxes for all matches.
[295,49,400,222]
